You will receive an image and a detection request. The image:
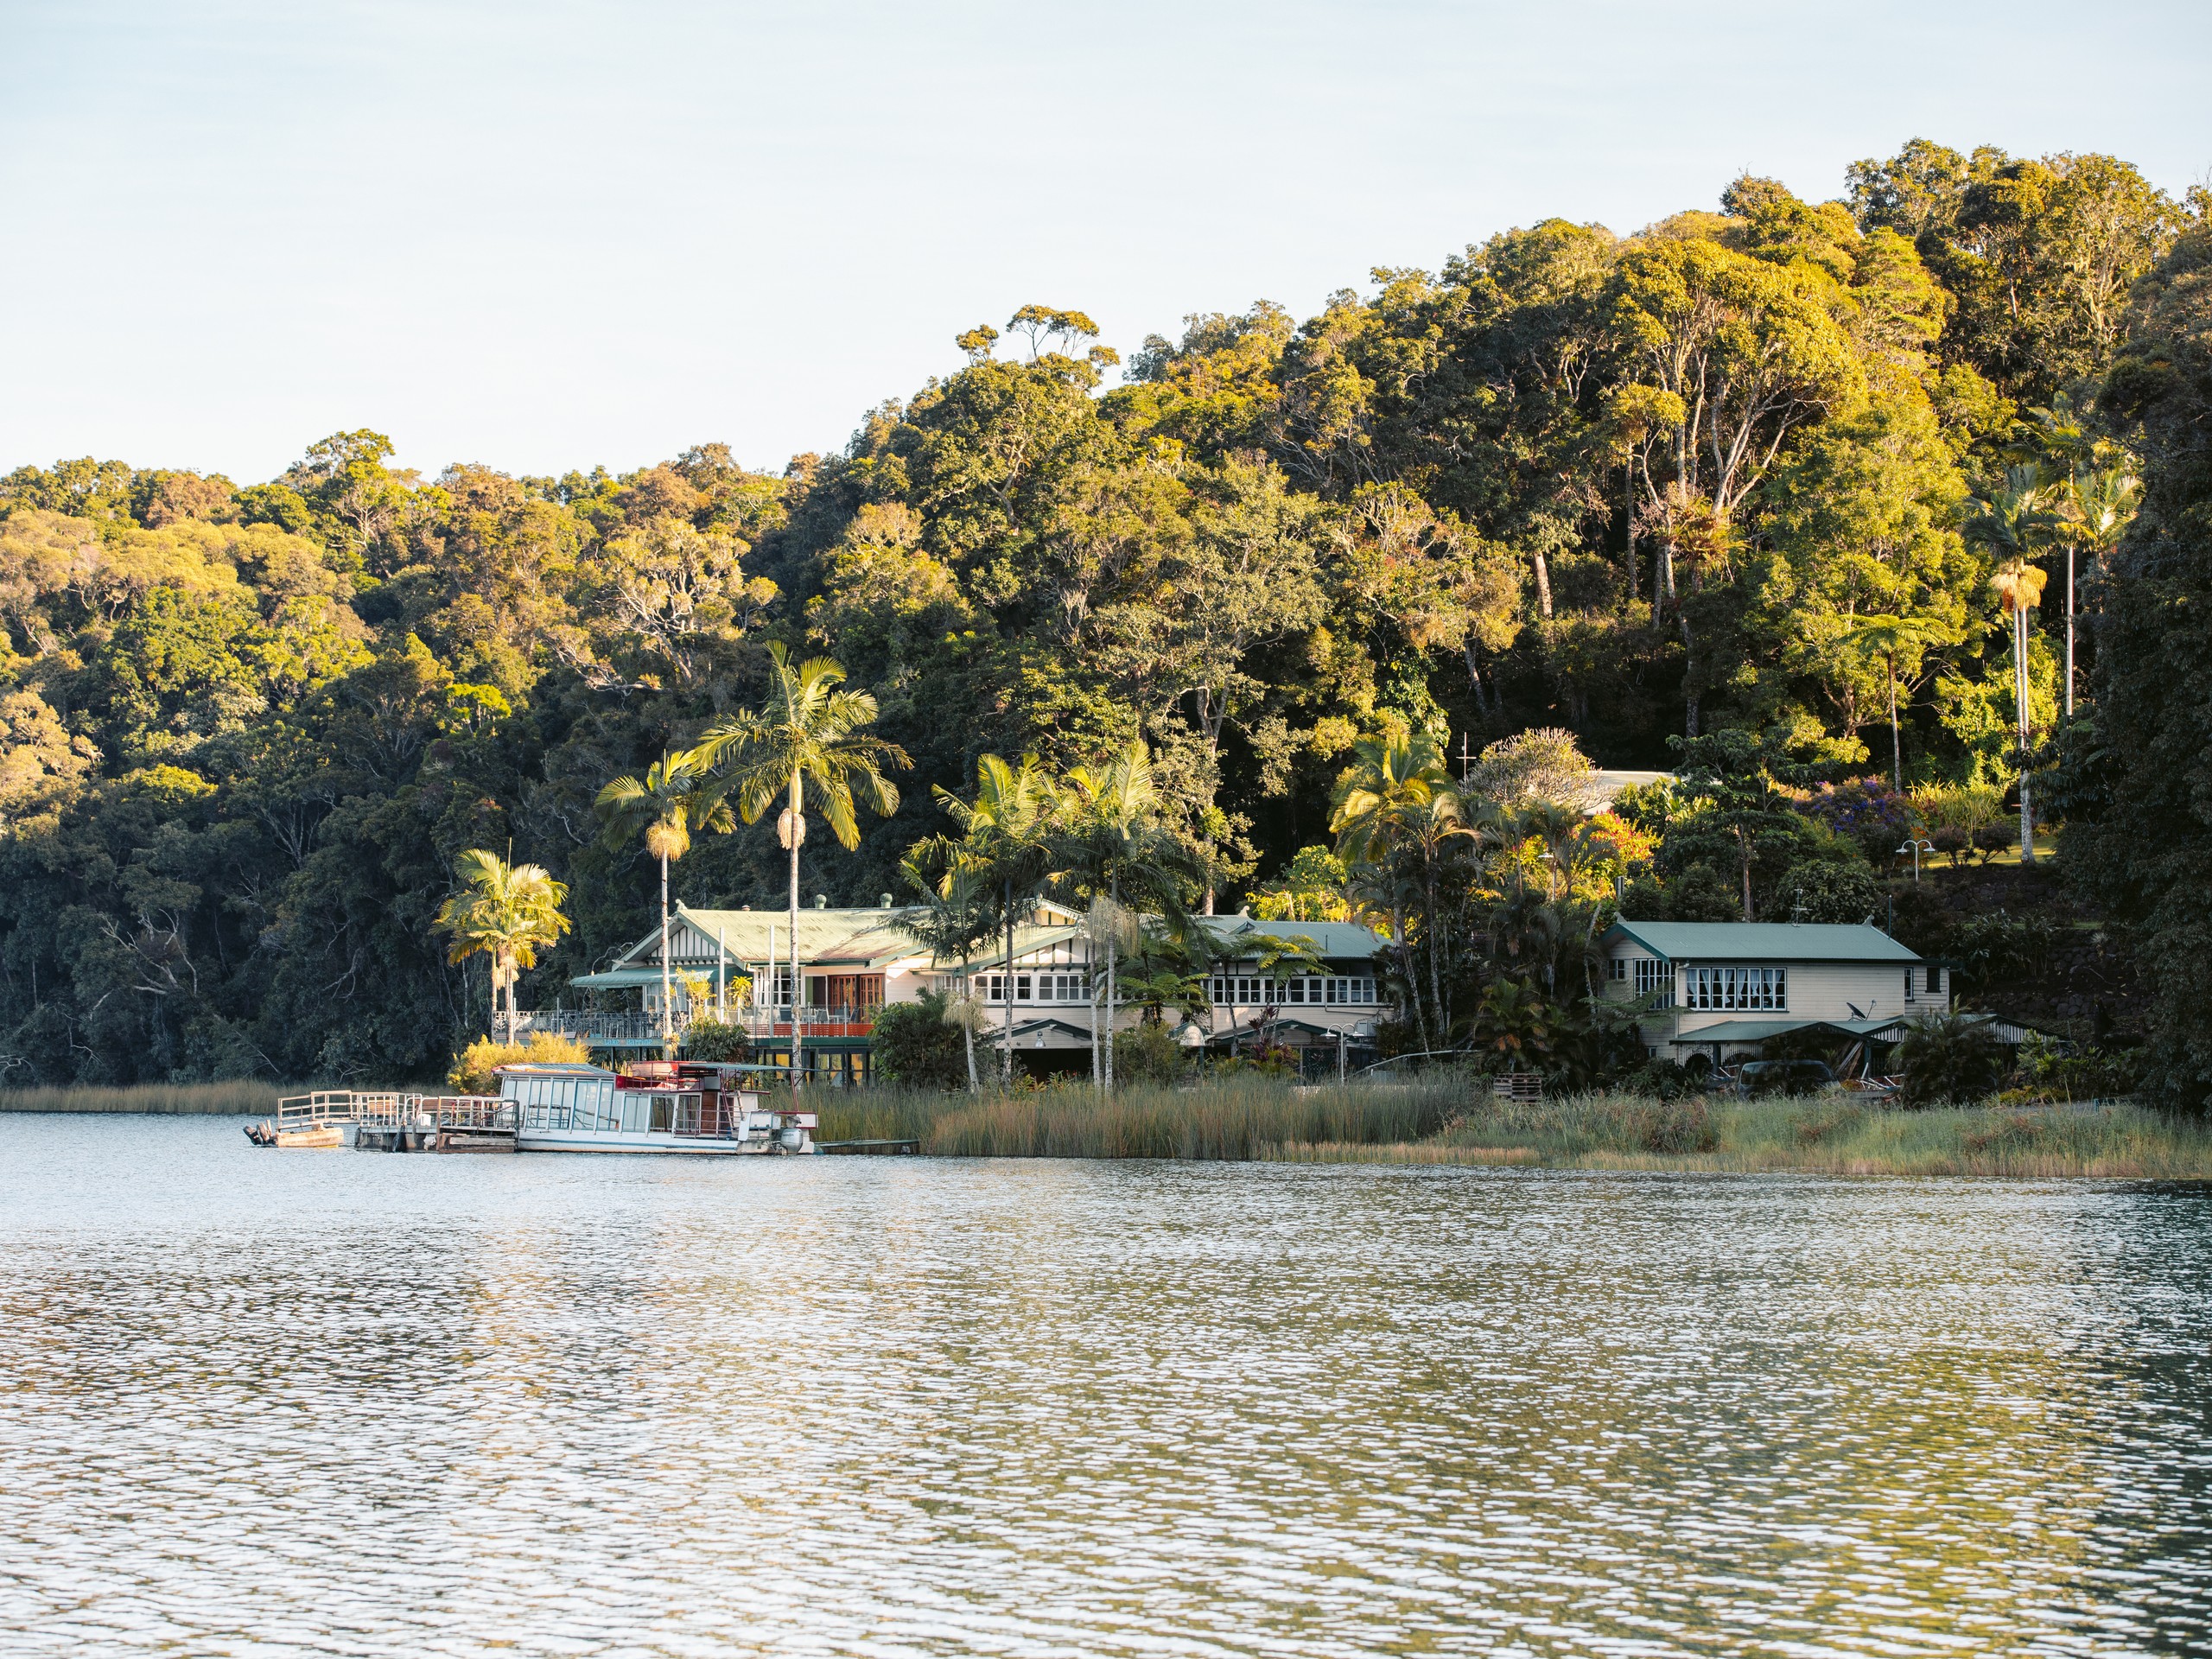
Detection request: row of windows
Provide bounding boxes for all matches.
[1614,957,1947,1011]
[976,973,1090,1004]
[1210,976,1376,1007]
[1683,966,1787,1011]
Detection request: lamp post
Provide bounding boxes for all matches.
[1897,837,1936,883]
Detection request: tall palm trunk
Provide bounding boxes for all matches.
[788,773,804,1096]
[1001,878,1015,1086]
[1395,902,1431,1053]
[658,852,671,1046]
[2065,544,2076,720]
[963,1010,978,1092]
[2015,609,2036,865]
[1424,865,1446,1046]
[1887,656,1902,793]
[1104,876,1118,1094]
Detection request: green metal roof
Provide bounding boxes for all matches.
[1197,918,1388,961]
[1607,921,1921,963]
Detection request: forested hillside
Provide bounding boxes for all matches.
[0,138,2200,1089]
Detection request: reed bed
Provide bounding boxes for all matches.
[1297,1093,2212,1179]
[825,1078,2212,1178]
[0,1079,290,1116]
[817,1076,1465,1160]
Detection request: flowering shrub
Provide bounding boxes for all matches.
[1795,777,1914,866]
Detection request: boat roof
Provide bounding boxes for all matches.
[494,1062,616,1078]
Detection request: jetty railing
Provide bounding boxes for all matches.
[275,1092,514,1132]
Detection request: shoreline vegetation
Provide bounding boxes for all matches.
[8,1077,2208,1179]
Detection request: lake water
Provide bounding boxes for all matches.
[3,1116,2209,1657]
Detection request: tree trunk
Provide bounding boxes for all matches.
[1088,940,1100,1090]
[1681,607,1699,737]
[1624,466,1638,603]
[659,852,672,1047]
[2017,608,2037,865]
[1002,879,1015,1085]
[1104,877,1118,1094]
[1888,658,1902,793]
[1736,825,1753,922]
[1461,643,1492,721]
[788,774,804,1096]
[1425,868,1446,1045]
[1531,547,1554,620]
[963,1005,978,1093]
[2065,543,2076,720]
[1395,902,1431,1053]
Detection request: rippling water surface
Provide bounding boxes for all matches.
[3,1115,2210,1656]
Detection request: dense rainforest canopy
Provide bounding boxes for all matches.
[2,138,2204,1094]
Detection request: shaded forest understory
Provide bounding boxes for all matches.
[4,136,2211,1100]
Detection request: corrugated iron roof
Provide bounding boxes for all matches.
[1607,920,1920,963]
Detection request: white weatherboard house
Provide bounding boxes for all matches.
[518,899,1393,1083]
[1600,920,1948,1063]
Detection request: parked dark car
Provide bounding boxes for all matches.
[1735,1059,1835,1098]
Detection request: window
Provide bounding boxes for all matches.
[1633,958,1669,1001]
[1682,965,1786,1012]
[1210,975,1376,1007]
[1608,957,1628,982]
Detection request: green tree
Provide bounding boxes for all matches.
[912,753,1058,1084]
[1052,740,1201,1090]
[1331,726,1459,1051]
[593,751,734,1042]
[431,849,570,1041]
[693,642,907,1094]
[1964,468,2060,861]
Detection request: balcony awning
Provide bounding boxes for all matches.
[570,968,671,989]
[1667,1017,1897,1046]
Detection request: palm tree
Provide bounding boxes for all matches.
[897,851,996,1092]
[2058,459,2140,718]
[1840,613,1942,791]
[1331,728,1459,1050]
[919,754,1058,1085]
[1966,469,2060,865]
[1236,929,1325,1058]
[433,849,570,1043]
[594,753,733,1042]
[1116,925,1215,1029]
[692,643,907,1096]
[1052,741,1202,1090]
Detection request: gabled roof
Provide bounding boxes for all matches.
[659,905,934,967]
[1606,920,1921,963]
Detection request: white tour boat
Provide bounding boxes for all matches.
[497,1060,815,1155]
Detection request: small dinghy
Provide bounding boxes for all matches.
[244,1120,345,1148]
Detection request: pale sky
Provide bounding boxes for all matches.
[3,0,2207,486]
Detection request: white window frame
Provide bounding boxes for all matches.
[1682,965,1787,1013]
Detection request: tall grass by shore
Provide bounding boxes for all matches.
[820,1075,1459,1160]
[820,1077,2212,1179]
[0,1079,288,1115]
[15,1075,2209,1179]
